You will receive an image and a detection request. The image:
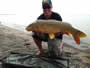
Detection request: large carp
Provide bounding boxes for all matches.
[26,20,87,45]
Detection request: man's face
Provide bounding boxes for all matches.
[43,8,52,19]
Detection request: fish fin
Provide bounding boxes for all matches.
[65,32,70,36]
[72,34,80,45]
[77,31,87,38]
[49,33,55,39]
[72,30,87,45]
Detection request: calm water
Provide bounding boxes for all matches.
[0,14,90,50]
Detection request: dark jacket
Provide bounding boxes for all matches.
[33,12,63,42]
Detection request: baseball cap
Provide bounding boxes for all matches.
[42,0,52,9]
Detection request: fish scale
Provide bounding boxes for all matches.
[26,20,87,45]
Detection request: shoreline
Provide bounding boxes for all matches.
[0,25,90,67]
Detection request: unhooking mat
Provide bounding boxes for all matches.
[1,52,70,68]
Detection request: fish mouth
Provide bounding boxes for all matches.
[25,27,31,31]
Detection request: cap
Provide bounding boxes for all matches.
[42,0,52,9]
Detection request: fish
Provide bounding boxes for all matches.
[26,20,87,45]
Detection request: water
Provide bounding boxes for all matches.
[62,14,90,51]
[0,14,90,51]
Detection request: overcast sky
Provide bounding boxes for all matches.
[0,0,90,32]
[0,0,90,25]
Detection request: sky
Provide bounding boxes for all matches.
[0,0,90,25]
[0,0,90,43]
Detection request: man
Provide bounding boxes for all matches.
[32,0,63,56]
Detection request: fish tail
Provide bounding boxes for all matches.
[72,30,87,45]
[77,30,87,38]
[72,34,80,45]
